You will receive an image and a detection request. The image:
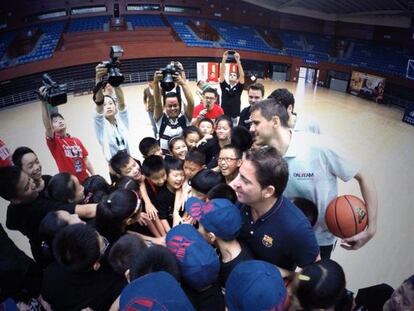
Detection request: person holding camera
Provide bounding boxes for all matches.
[219,50,245,125]
[153,62,194,154]
[39,87,94,183]
[93,63,139,163]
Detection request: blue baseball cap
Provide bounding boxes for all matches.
[184,197,205,221]
[185,197,241,241]
[120,271,195,311]
[225,260,287,311]
[166,224,220,290]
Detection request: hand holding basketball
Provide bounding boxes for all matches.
[325,194,374,250]
[325,195,368,238]
[340,230,374,250]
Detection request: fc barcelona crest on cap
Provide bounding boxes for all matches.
[262,234,273,248]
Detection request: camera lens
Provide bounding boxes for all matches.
[161,65,176,91]
[107,68,124,87]
[161,74,175,92]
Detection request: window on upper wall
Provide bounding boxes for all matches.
[37,10,67,20]
[25,10,67,22]
[164,5,201,14]
[126,4,161,11]
[70,6,107,15]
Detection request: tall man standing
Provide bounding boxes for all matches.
[249,99,378,258]
[219,51,245,125]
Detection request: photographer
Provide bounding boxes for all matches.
[93,63,139,163]
[39,87,94,183]
[153,61,194,154]
[219,50,245,125]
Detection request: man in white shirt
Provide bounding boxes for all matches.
[248,98,378,258]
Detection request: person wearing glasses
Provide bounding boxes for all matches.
[218,144,242,184]
[191,87,224,126]
[153,62,195,155]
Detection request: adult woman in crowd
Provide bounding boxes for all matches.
[93,64,140,165]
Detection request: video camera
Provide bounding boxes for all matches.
[102,45,124,87]
[38,73,68,106]
[160,62,181,92]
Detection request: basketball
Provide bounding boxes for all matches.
[325,195,368,238]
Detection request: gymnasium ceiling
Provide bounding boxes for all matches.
[242,0,413,15]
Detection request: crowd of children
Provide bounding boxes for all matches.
[0,60,412,311]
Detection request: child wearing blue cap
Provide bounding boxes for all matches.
[120,271,195,311]
[225,260,287,311]
[185,197,254,286]
[166,224,225,311]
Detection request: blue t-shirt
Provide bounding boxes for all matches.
[238,196,319,271]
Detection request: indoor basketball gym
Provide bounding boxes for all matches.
[1,0,414,306]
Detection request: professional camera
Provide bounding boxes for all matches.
[102,45,124,87]
[38,73,67,106]
[226,50,236,63]
[160,63,180,92]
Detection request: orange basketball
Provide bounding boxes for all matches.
[325,195,368,238]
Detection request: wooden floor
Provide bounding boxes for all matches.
[1,79,413,292]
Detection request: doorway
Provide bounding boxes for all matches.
[299,67,319,84]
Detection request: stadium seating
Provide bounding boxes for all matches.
[0,22,64,69]
[127,14,165,28]
[208,20,276,54]
[276,30,330,61]
[0,14,412,78]
[167,15,215,48]
[336,39,411,77]
[67,16,109,33]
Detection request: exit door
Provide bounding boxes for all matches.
[299,67,319,84]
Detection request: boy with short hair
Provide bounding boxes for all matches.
[108,233,147,278]
[141,155,168,236]
[109,151,161,236]
[182,150,207,206]
[142,155,167,188]
[197,118,215,147]
[128,245,181,282]
[110,150,144,182]
[183,149,206,181]
[198,118,214,137]
[139,137,163,159]
[41,223,126,310]
[154,158,185,232]
[207,183,237,204]
[0,166,96,264]
[185,197,253,286]
[190,169,225,201]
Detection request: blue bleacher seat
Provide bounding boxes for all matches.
[67,16,109,33]
[127,15,165,28]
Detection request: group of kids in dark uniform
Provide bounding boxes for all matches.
[0,56,412,311]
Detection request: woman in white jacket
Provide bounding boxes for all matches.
[93,64,139,163]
